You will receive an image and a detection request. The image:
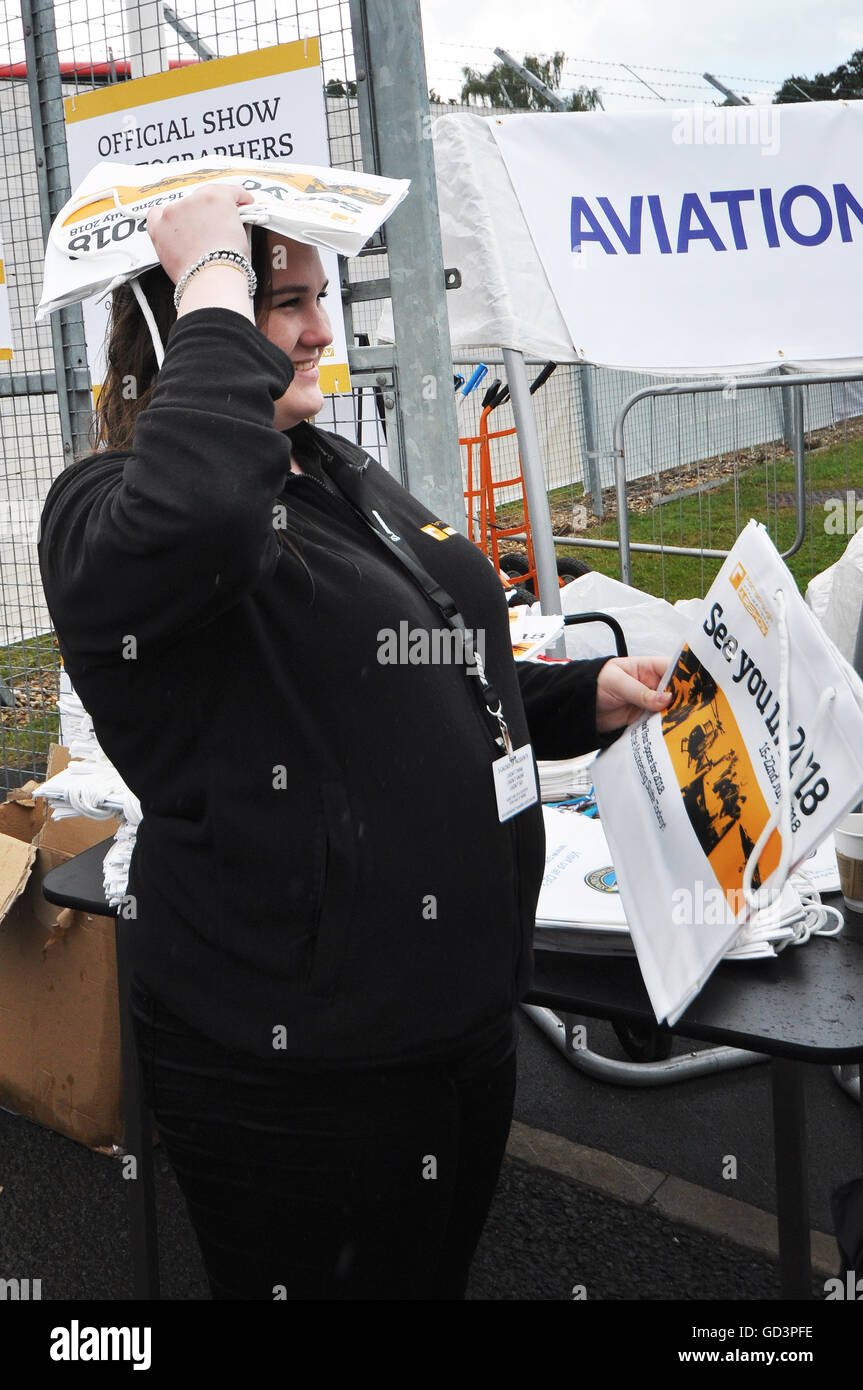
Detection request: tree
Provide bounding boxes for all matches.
[460,51,600,112]
[774,48,863,102]
[325,77,358,99]
[428,87,457,106]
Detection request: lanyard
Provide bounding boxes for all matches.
[348,500,516,755]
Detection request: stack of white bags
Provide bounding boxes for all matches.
[34,671,141,909]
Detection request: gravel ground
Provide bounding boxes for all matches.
[468,1158,809,1302]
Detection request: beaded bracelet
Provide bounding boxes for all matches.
[173,249,258,311]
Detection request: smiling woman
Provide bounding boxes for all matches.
[38,179,669,1303]
[255,237,334,434]
[92,203,333,455]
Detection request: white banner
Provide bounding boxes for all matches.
[430,114,576,361]
[487,102,863,372]
[0,232,11,360]
[57,39,362,394]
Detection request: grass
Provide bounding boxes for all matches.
[0,631,61,769]
[0,630,59,679]
[534,435,863,605]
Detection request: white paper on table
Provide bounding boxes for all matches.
[535,804,816,967]
[536,809,625,929]
[508,606,565,661]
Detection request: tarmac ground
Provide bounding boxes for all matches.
[1,1006,860,1361]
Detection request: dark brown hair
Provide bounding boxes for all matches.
[87,228,350,595]
[91,225,273,452]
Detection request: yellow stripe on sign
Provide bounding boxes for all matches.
[0,349,12,361]
[318,363,352,395]
[0,258,5,284]
[64,38,321,122]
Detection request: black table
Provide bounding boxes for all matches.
[528,905,863,1298]
[43,841,863,1301]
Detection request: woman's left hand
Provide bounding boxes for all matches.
[595,656,672,733]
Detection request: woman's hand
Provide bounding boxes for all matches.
[146,183,254,284]
[595,655,672,733]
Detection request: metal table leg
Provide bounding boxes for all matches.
[115,914,160,1300]
[771,1058,811,1300]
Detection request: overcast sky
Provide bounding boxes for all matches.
[3,0,862,110]
[418,0,863,107]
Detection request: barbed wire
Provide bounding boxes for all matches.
[430,72,776,105]
[427,48,785,105]
[427,42,785,86]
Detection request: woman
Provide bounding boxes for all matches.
[38,182,670,1300]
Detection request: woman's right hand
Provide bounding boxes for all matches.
[146,183,255,286]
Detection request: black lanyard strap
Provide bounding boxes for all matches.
[353,501,511,743]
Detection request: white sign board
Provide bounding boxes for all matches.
[62,38,353,393]
[487,101,863,372]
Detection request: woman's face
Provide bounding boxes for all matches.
[257,234,333,431]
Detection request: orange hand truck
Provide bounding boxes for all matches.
[459,364,560,594]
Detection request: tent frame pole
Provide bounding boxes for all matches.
[502,347,561,616]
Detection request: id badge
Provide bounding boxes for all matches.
[492,743,539,822]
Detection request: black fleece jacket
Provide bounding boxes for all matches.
[38,308,613,1066]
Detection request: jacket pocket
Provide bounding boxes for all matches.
[308,781,358,997]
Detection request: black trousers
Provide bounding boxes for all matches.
[130,982,517,1300]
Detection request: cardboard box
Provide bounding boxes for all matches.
[0,746,123,1152]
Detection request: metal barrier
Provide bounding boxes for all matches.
[611,373,863,587]
[452,363,863,623]
[470,365,863,606]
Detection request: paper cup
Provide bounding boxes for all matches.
[834,813,863,912]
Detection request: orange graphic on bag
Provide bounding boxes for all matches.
[661,645,780,904]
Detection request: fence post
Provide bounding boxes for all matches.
[578,362,604,520]
[779,364,796,453]
[21,0,92,463]
[502,348,561,615]
[348,0,465,533]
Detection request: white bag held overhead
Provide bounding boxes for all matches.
[593,520,863,1025]
[37,158,411,319]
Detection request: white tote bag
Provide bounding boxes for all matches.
[593,520,863,1024]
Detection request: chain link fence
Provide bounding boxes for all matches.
[0,14,67,787]
[454,356,863,605]
[0,0,403,792]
